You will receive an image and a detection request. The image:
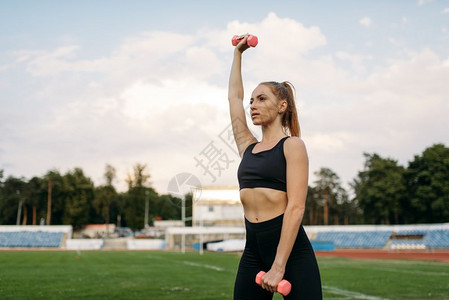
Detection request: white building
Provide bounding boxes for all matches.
[193,185,244,227]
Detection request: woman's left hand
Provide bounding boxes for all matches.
[260,267,285,293]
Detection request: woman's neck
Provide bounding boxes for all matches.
[260,123,287,144]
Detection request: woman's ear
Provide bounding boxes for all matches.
[279,100,288,113]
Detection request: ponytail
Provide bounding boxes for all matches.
[260,81,301,137]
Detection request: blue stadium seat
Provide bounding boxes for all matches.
[423,230,449,249]
[0,231,64,248]
[314,231,392,248]
[313,228,449,249]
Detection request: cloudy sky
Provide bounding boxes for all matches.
[1,0,448,195]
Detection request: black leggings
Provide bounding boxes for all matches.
[233,214,322,300]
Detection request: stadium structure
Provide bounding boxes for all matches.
[1,185,449,253]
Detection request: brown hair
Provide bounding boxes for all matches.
[260,81,301,137]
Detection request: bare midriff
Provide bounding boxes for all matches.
[240,187,288,222]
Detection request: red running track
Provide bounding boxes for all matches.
[315,249,449,262]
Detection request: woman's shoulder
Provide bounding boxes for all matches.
[284,136,307,157]
[284,136,305,147]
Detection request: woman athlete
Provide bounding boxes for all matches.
[229,34,322,299]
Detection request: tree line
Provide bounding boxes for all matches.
[1,143,448,229]
[303,143,449,225]
[0,164,191,231]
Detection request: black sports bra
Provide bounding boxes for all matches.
[237,136,289,192]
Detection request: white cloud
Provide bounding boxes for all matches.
[388,37,403,47]
[442,8,449,14]
[418,0,432,6]
[307,133,346,152]
[335,51,373,73]
[443,28,449,40]
[303,48,449,187]
[359,17,372,27]
[1,13,331,192]
[121,79,227,120]
[2,12,449,194]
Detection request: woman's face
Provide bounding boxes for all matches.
[250,84,281,126]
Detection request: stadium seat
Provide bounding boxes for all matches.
[313,228,449,249]
[314,231,392,248]
[423,230,449,249]
[0,231,64,248]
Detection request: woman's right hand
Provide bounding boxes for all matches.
[234,34,251,53]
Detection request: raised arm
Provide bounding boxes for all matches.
[228,34,257,157]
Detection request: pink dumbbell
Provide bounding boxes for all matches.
[232,34,258,47]
[255,271,291,296]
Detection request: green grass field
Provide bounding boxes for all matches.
[0,250,448,299]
